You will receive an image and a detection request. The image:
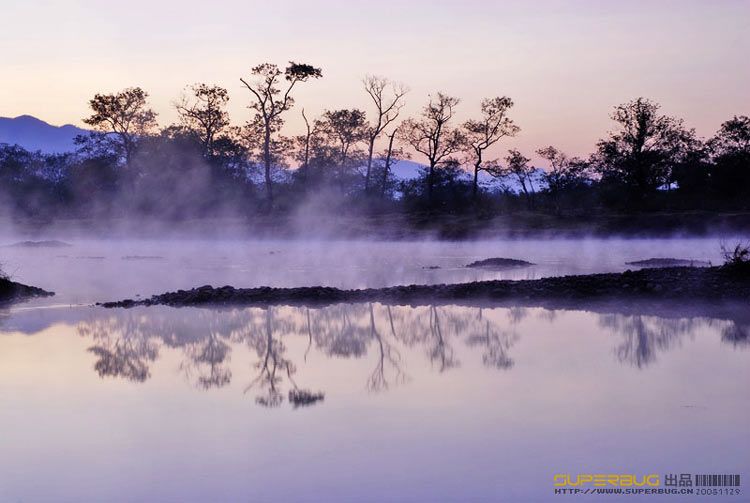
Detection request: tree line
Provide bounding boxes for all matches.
[1,60,748,223]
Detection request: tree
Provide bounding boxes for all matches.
[536,146,590,213]
[316,109,369,192]
[297,108,313,179]
[240,62,322,207]
[499,149,537,208]
[463,96,519,198]
[708,116,750,201]
[82,87,157,165]
[174,84,230,158]
[594,98,693,199]
[379,126,409,198]
[536,146,589,204]
[400,93,465,203]
[362,76,407,193]
[710,115,750,154]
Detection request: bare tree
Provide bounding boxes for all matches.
[362,76,407,193]
[463,96,519,198]
[240,62,322,206]
[174,84,230,159]
[400,93,465,202]
[82,87,158,165]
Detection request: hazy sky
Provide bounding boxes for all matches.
[2,0,748,162]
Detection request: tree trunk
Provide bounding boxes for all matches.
[473,163,480,199]
[263,126,273,207]
[427,161,435,203]
[472,149,482,199]
[365,137,375,194]
[381,133,396,198]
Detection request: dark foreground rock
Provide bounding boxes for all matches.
[0,278,54,303]
[466,257,534,268]
[100,266,750,309]
[626,258,711,267]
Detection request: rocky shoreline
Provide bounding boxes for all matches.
[0,278,54,304]
[100,265,750,309]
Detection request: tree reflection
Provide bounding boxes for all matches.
[599,314,698,368]
[181,332,232,389]
[243,308,297,407]
[366,304,406,391]
[65,301,750,400]
[307,303,371,358]
[465,309,518,370]
[78,315,159,382]
[721,321,750,348]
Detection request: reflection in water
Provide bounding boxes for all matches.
[598,315,698,368]
[65,303,750,406]
[3,301,748,503]
[244,308,300,407]
[78,316,160,382]
[598,313,750,367]
[722,320,750,348]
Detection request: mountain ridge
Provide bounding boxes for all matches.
[0,115,87,153]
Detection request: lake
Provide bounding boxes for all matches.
[0,237,747,502]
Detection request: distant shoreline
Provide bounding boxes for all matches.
[4,211,750,240]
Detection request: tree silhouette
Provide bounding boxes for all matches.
[362,76,407,194]
[594,98,695,200]
[174,84,231,159]
[463,96,519,198]
[82,87,158,165]
[240,62,322,207]
[400,93,466,203]
[315,109,369,193]
[498,149,537,209]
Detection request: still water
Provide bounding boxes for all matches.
[1,301,748,502]
[0,237,748,501]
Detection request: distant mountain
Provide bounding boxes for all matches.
[0,115,87,153]
[389,159,546,193]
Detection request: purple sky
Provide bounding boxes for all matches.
[2,0,748,163]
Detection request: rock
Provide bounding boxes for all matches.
[99,265,750,309]
[626,258,710,268]
[466,258,534,269]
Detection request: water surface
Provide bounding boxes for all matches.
[1,300,747,502]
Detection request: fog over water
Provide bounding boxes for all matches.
[0,235,733,306]
[1,235,748,502]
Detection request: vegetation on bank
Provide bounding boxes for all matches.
[0,61,748,227]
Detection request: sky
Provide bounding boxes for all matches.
[1,0,748,164]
